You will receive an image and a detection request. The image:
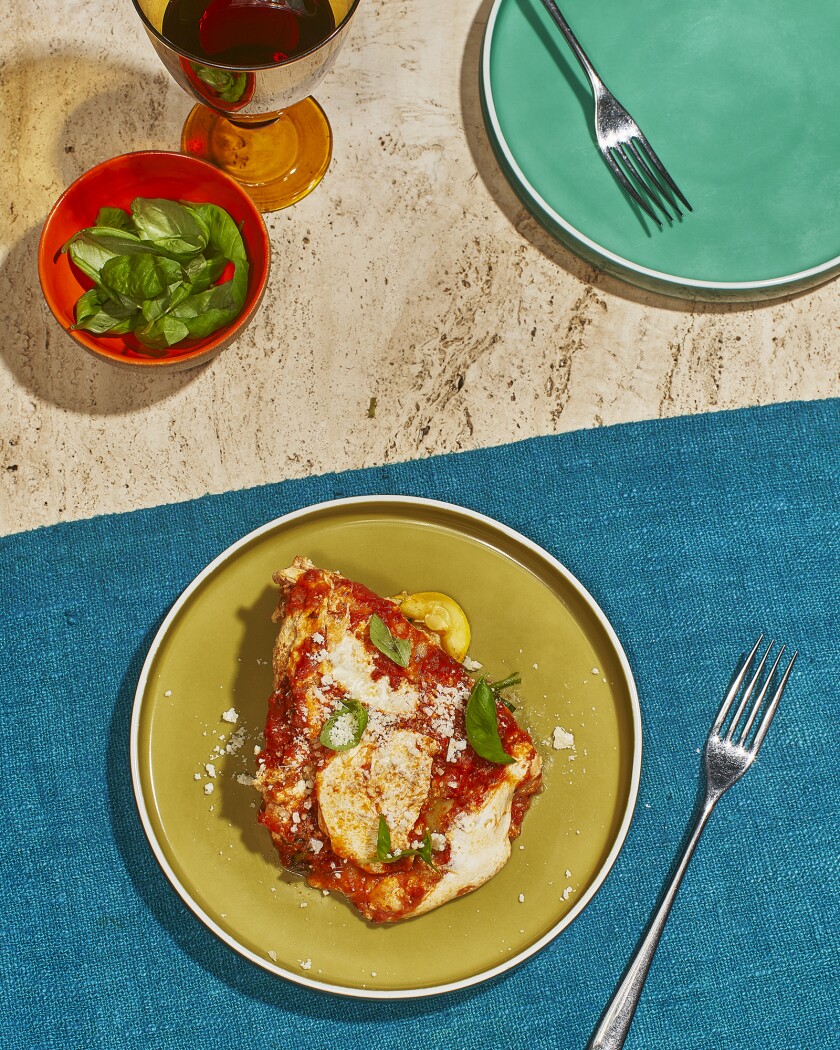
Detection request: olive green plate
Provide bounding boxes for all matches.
[131,497,640,998]
[482,0,840,300]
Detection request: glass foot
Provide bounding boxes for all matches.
[181,98,333,212]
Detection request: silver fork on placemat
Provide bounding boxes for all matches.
[538,0,691,228]
[587,637,797,1050]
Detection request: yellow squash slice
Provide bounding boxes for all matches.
[391,591,471,663]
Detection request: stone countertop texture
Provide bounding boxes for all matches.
[1,0,838,537]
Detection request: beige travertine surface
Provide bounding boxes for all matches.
[1,0,837,537]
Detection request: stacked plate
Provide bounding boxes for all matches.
[481,0,840,300]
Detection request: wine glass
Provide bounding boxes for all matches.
[132,0,361,212]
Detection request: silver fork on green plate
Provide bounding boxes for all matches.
[538,0,691,227]
[588,637,797,1050]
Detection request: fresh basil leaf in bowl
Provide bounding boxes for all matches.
[61,196,251,355]
[168,282,240,341]
[94,206,134,231]
[63,228,155,283]
[182,252,228,294]
[100,253,184,303]
[72,288,137,335]
[135,314,192,351]
[140,282,190,324]
[188,203,249,301]
[130,198,210,258]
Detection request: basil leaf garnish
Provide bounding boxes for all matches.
[491,672,521,693]
[369,614,411,667]
[490,672,521,712]
[414,832,438,872]
[376,816,438,872]
[466,676,515,765]
[319,698,368,752]
[376,813,393,860]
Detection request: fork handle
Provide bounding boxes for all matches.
[537,0,606,94]
[586,798,719,1050]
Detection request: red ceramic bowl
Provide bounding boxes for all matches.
[38,151,270,371]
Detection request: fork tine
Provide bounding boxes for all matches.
[634,132,692,212]
[602,148,662,228]
[627,140,683,218]
[738,644,785,745]
[614,144,674,223]
[751,650,797,753]
[726,639,774,740]
[712,635,763,733]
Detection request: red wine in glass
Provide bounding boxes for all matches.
[162,0,337,66]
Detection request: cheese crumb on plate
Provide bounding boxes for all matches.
[552,726,575,750]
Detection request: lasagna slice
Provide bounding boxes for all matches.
[255,557,542,923]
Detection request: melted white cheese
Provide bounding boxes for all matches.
[370,730,434,849]
[317,730,434,867]
[327,633,420,717]
[409,748,534,916]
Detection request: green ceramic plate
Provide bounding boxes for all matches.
[131,497,640,998]
[482,0,840,300]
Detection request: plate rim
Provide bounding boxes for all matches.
[481,0,840,296]
[129,494,642,999]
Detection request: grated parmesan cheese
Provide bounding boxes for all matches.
[446,738,467,764]
[225,727,247,754]
[326,711,357,748]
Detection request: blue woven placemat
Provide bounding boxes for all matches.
[2,400,838,1050]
